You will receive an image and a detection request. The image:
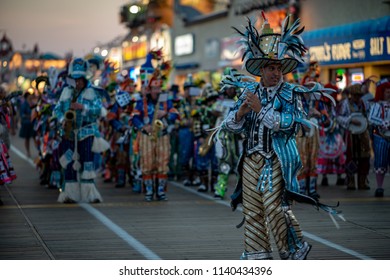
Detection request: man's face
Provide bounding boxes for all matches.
[75,78,86,91]
[261,63,282,87]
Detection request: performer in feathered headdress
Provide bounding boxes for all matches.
[218,11,342,260]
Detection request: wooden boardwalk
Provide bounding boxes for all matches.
[1,135,390,260]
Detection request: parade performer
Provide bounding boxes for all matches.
[178,75,197,186]
[54,58,109,203]
[296,90,321,200]
[167,84,181,179]
[301,61,320,85]
[337,83,371,190]
[106,76,137,189]
[132,51,179,201]
[367,79,390,197]
[217,12,342,260]
[317,83,346,187]
[31,75,60,188]
[0,85,17,205]
[194,83,219,193]
[212,68,242,199]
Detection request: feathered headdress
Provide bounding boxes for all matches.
[234,11,307,76]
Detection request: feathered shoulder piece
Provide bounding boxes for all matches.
[293,82,337,107]
[220,68,256,98]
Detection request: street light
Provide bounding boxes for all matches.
[101,49,108,57]
[129,5,140,14]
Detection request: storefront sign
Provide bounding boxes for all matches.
[303,16,390,66]
[174,33,194,56]
[122,41,148,62]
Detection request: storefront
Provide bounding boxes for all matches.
[302,16,390,90]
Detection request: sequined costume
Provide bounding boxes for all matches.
[219,12,341,260]
[132,93,178,200]
[0,94,17,185]
[132,51,179,201]
[296,95,320,199]
[337,84,371,190]
[54,58,109,203]
[367,80,390,197]
[224,80,311,259]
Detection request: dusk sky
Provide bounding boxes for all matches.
[0,0,129,57]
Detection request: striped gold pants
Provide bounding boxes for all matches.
[140,133,170,180]
[242,152,303,258]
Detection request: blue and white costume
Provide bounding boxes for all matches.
[54,58,109,203]
[218,12,341,260]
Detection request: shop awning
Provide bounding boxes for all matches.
[302,16,390,66]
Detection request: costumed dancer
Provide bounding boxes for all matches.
[337,84,371,190]
[300,60,320,85]
[0,85,17,205]
[54,58,109,203]
[31,75,60,188]
[212,68,242,199]
[194,83,219,193]
[167,85,180,179]
[132,50,179,201]
[217,12,342,260]
[367,79,390,197]
[296,86,322,200]
[317,83,346,186]
[106,76,137,189]
[179,75,198,186]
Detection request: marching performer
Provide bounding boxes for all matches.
[301,61,320,85]
[337,84,371,190]
[54,58,109,203]
[368,79,390,197]
[219,12,341,260]
[178,75,197,186]
[296,89,321,200]
[317,84,346,187]
[212,68,242,199]
[106,76,137,189]
[132,51,179,201]
[0,85,17,205]
[194,83,219,193]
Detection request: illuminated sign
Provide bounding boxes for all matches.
[303,17,390,65]
[122,41,148,62]
[351,73,364,83]
[174,33,194,56]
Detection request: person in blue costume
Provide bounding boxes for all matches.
[54,58,109,203]
[219,12,342,260]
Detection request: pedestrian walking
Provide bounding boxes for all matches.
[19,90,36,158]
